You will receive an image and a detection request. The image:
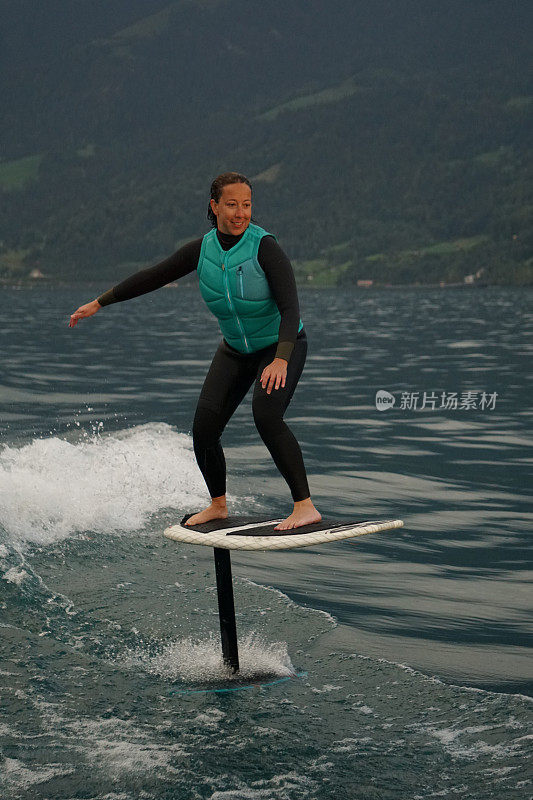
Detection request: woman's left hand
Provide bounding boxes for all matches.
[260,358,287,394]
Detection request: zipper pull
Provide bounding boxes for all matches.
[221,263,225,271]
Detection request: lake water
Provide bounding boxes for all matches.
[0,283,531,799]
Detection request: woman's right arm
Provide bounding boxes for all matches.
[68,238,202,327]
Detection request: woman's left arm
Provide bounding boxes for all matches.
[258,236,301,393]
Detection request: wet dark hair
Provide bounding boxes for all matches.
[207,171,252,228]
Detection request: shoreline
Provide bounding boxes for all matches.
[1,278,529,290]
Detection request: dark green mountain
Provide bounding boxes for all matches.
[1,0,531,285]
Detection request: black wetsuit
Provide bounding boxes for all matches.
[97,227,310,501]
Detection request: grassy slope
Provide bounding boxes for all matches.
[0,1,531,284]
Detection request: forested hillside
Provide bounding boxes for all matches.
[0,0,531,285]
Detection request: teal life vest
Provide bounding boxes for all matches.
[197,222,303,354]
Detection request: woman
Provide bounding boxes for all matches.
[69,171,321,531]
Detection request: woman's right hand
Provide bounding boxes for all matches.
[69,299,101,327]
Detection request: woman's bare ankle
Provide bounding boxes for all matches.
[211,495,227,510]
[294,497,316,509]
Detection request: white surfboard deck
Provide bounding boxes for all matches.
[164,514,404,551]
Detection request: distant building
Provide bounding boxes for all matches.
[357,279,373,287]
[28,268,46,279]
[464,267,485,284]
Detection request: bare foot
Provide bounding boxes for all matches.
[184,499,228,527]
[274,499,321,531]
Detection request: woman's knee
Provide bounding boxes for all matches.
[252,396,285,439]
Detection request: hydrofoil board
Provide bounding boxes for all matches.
[164,514,403,551]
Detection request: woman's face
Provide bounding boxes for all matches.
[210,182,252,235]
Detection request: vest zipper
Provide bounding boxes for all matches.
[237,265,244,298]
[222,262,250,352]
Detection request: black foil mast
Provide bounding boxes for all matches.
[213,547,239,672]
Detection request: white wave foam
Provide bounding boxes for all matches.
[209,770,316,799]
[119,631,295,683]
[423,724,530,760]
[0,758,73,792]
[72,716,187,774]
[0,423,207,546]
[2,567,29,585]
[352,652,533,702]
